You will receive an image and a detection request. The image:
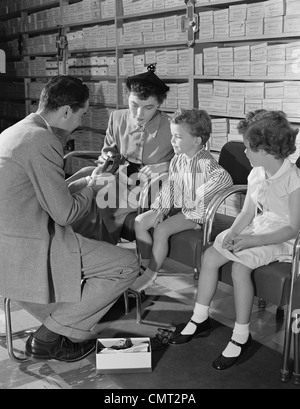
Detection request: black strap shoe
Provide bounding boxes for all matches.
[25,334,96,362]
[169,318,213,345]
[212,334,252,371]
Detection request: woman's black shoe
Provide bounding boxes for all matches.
[212,334,252,370]
[169,318,212,345]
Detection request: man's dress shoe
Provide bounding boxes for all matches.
[25,334,96,362]
[212,334,252,370]
[169,318,212,345]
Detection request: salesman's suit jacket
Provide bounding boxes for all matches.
[0,113,93,304]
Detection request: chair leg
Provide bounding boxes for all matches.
[276,305,285,321]
[281,310,293,382]
[125,289,175,329]
[258,298,267,309]
[292,310,300,385]
[0,298,33,363]
[123,291,129,315]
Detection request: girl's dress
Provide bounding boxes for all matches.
[214,159,300,269]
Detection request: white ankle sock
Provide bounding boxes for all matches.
[222,322,250,358]
[181,303,209,335]
[130,267,158,292]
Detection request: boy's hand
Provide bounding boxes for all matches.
[154,211,165,228]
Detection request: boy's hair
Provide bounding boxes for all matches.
[125,77,168,105]
[38,75,89,113]
[237,109,267,135]
[245,110,299,159]
[171,108,212,145]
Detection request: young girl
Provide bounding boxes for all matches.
[170,110,300,371]
[130,108,233,292]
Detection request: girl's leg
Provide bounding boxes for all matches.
[231,262,254,325]
[131,212,197,292]
[180,246,228,336]
[213,262,253,368]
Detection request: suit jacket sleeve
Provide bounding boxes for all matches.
[20,132,93,226]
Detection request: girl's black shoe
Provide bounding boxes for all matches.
[212,334,252,370]
[169,318,212,345]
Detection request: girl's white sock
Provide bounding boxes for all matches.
[181,303,209,335]
[222,322,250,358]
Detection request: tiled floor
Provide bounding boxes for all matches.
[0,241,296,389]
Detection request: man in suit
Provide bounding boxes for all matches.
[0,75,139,362]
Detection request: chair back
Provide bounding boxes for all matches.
[218,141,252,184]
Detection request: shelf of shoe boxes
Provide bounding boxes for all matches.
[118,0,191,111]
[61,0,119,174]
[61,0,192,173]
[21,2,63,139]
[0,0,25,131]
[193,0,300,217]
[0,0,63,129]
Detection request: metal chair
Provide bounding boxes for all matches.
[0,298,34,363]
[280,232,300,384]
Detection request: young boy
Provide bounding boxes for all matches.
[131,108,233,292]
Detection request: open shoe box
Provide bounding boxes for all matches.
[96,337,152,374]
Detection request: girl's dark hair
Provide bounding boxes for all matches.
[171,108,212,145]
[245,110,299,159]
[237,109,267,135]
[125,78,168,105]
[38,75,89,112]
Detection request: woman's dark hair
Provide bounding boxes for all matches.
[171,108,212,145]
[245,110,299,159]
[125,78,168,105]
[38,75,89,112]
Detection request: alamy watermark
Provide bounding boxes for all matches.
[94,170,205,210]
[292,309,300,334]
[0,49,6,74]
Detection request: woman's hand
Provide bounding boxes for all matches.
[139,162,169,178]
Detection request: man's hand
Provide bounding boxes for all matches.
[91,166,103,179]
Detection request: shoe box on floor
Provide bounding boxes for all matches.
[96,337,152,374]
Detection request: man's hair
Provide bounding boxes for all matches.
[171,108,212,145]
[38,75,89,112]
[245,110,299,159]
[125,78,168,105]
